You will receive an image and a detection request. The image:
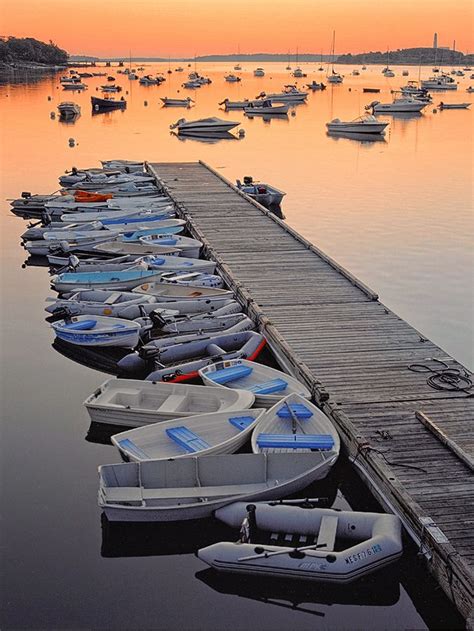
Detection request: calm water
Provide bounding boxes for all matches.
[0,63,471,629]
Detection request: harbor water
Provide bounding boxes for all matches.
[0,62,471,629]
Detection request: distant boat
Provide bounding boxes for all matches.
[63,82,87,91]
[236,176,286,207]
[363,88,380,93]
[352,69,360,76]
[421,75,457,90]
[58,102,81,118]
[244,100,289,115]
[367,95,427,113]
[161,97,194,107]
[91,96,127,112]
[306,81,326,90]
[292,67,306,78]
[225,74,241,83]
[327,114,388,134]
[254,68,265,77]
[327,31,343,84]
[438,102,471,110]
[170,117,240,134]
[259,85,308,102]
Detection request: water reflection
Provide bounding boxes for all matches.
[196,566,401,611]
[171,130,239,143]
[52,338,128,375]
[326,130,387,143]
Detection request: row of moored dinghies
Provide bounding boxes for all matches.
[12,159,403,583]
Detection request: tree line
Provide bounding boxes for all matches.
[0,37,68,65]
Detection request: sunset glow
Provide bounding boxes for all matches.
[1,0,473,57]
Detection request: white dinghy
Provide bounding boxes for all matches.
[85,379,255,427]
[45,289,157,318]
[91,241,181,257]
[199,502,403,583]
[111,408,265,461]
[51,314,141,348]
[199,359,310,407]
[251,394,340,470]
[131,282,233,303]
[139,234,203,258]
[98,452,337,522]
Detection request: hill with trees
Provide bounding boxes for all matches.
[0,37,68,68]
[337,47,473,65]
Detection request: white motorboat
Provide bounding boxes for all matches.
[220,99,261,110]
[326,114,389,134]
[382,68,395,78]
[244,100,289,115]
[225,74,241,82]
[51,314,141,348]
[421,75,458,90]
[98,452,338,522]
[292,67,306,78]
[254,68,265,76]
[111,408,265,461]
[182,80,202,89]
[236,176,286,207]
[367,96,427,113]
[199,358,310,407]
[139,75,163,85]
[85,378,255,427]
[161,97,194,107]
[199,502,403,583]
[260,85,308,102]
[327,72,343,84]
[170,117,240,134]
[57,102,81,117]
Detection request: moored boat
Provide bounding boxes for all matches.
[326,114,388,134]
[170,117,240,134]
[91,96,127,111]
[199,502,403,583]
[51,269,170,293]
[51,314,141,348]
[57,102,81,118]
[85,378,255,427]
[199,358,310,407]
[236,176,285,207]
[111,408,265,461]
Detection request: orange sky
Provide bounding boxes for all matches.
[1,0,472,57]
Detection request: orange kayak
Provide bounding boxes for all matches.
[74,191,113,202]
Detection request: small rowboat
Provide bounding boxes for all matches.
[45,289,157,318]
[251,394,340,466]
[132,282,233,302]
[199,502,402,583]
[85,379,255,427]
[119,221,186,240]
[51,315,141,348]
[144,254,216,274]
[156,271,224,288]
[199,359,311,407]
[91,241,181,257]
[51,269,168,293]
[111,408,265,461]
[98,452,336,522]
[139,234,203,258]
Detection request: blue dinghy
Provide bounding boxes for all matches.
[51,314,141,348]
[52,269,167,293]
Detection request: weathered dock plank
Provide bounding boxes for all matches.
[148,160,474,624]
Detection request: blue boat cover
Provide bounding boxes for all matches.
[228,416,255,431]
[250,378,288,395]
[63,319,97,330]
[118,438,149,459]
[277,403,313,419]
[149,258,165,266]
[256,433,335,450]
[208,365,253,384]
[166,426,210,453]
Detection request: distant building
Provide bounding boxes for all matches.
[433,32,438,49]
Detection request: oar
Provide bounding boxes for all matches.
[238,542,328,563]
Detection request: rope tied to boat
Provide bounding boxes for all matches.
[351,440,427,473]
[407,358,473,395]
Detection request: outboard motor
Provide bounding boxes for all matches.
[149,310,168,329]
[243,176,254,186]
[67,254,80,271]
[239,504,258,543]
[46,306,73,323]
[41,210,52,226]
[21,191,32,199]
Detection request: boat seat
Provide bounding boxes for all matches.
[228,416,255,431]
[208,365,253,384]
[256,434,335,450]
[277,403,313,419]
[104,292,122,305]
[316,515,338,552]
[117,439,149,460]
[156,394,188,413]
[63,319,97,330]
[250,378,288,395]
[166,426,210,453]
[103,482,270,503]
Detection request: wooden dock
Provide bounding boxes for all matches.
[148,160,474,625]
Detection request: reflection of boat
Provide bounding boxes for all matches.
[438,102,471,110]
[326,114,388,134]
[52,338,128,375]
[171,130,238,144]
[235,176,286,208]
[91,96,127,112]
[170,117,240,133]
[326,130,387,143]
[57,102,81,118]
[196,566,401,609]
